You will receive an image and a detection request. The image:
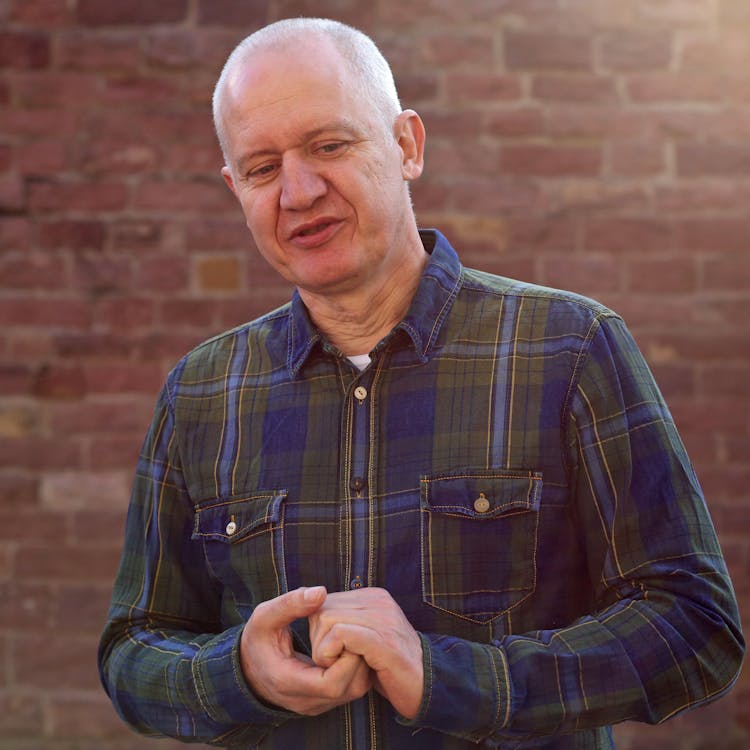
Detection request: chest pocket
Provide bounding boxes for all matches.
[420,469,542,623]
[192,490,287,607]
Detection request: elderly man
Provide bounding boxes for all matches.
[98,17,744,750]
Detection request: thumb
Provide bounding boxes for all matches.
[253,586,327,630]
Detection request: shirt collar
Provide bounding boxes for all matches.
[287,229,463,378]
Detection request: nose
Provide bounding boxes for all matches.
[279,154,327,211]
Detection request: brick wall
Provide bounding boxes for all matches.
[1,1,747,748]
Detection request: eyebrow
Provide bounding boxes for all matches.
[235,119,361,173]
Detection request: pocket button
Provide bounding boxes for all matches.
[473,493,490,513]
[225,520,237,536]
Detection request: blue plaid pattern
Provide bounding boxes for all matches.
[99,230,743,749]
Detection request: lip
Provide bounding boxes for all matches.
[287,217,343,249]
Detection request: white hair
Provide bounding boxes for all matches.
[212,17,402,162]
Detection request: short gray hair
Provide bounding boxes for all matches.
[212,18,402,162]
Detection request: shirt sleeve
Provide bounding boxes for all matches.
[403,313,745,744]
[97,378,295,747]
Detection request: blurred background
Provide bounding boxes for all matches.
[0,0,748,748]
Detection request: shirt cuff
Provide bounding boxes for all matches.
[191,623,296,727]
[398,632,510,743]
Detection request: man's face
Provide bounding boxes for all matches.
[219,39,422,299]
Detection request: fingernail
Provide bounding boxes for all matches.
[303,585,325,603]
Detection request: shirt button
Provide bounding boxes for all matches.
[350,476,366,493]
[474,493,490,513]
[354,385,368,401]
[351,575,363,589]
[225,520,237,536]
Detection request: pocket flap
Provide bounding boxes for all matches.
[421,469,542,520]
[192,490,287,543]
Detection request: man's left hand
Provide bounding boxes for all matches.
[308,587,424,720]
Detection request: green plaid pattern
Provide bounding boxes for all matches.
[99,230,743,749]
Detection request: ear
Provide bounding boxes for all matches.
[394,109,425,182]
[221,165,238,196]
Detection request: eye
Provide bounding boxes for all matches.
[250,163,278,178]
[316,141,347,155]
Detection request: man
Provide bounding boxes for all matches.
[98,17,744,749]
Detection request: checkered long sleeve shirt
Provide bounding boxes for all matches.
[98,230,743,749]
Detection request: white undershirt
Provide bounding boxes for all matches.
[347,354,372,371]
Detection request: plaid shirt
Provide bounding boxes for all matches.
[99,230,743,749]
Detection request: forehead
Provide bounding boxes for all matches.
[222,39,377,148]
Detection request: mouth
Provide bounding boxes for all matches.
[289,218,342,247]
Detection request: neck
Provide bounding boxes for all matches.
[300,238,428,356]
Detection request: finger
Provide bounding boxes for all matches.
[252,586,327,632]
[315,623,380,667]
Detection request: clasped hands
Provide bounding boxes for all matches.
[239,586,424,719]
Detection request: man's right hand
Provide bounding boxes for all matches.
[239,586,372,715]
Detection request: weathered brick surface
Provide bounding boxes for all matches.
[1,1,748,748]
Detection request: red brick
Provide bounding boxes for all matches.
[185,218,250,251]
[9,0,71,26]
[29,180,128,212]
[450,178,541,214]
[675,219,750,252]
[48,693,130,738]
[701,366,750,398]
[37,220,106,250]
[77,0,188,26]
[0,298,90,328]
[0,365,34,395]
[541,255,621,294]
[134,255,190,291]
[17,138,67,173]
[86,433,142,469]
[84,362,164,394]
[110,220,164,251]
[0,217,32,251]
[0,178,25,212]
[532,74,617,102]
[584,218,674,253]
[0,31,51,69]
[483,108,545,138]
[160,298,217,328]
[56,31,141,70]
[72,509,127,542]
[16,544,121,583]
[0,436,82,470]
[507,216,580,252]
[609,141,666,176]
[50,399,153,437]
[0,252,67,289]
[505,31,593,71]
[444,72,522,103]
[102,73,184,106]
[93,296,157,331]
[599,32,673,71]
[545,106,649,139]
[33,364,87,399]
[626,256,697,293]
[0,144,12,172]
[703,256,750,291]
[0,474,39,507]
[636,0,715,27]
[14,71,100,108]
[422,32,494,67]
[197,0,269,26]
[554,182,653,214]
[13,633,102,689]
[53,332,132,359]
[501,145,603,177]
[72,253,132,294]
[393,71,440,105]
[627,73,725,103]
[677,143,750,177]
[1,108,77,138]
[428,141,502,177]
[132,179,233,213]
[144,30,198,68]
[681,31,750,71]
[0,690,44,738]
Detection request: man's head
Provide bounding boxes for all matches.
[213,18,402,165]
[213,18,426,301]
